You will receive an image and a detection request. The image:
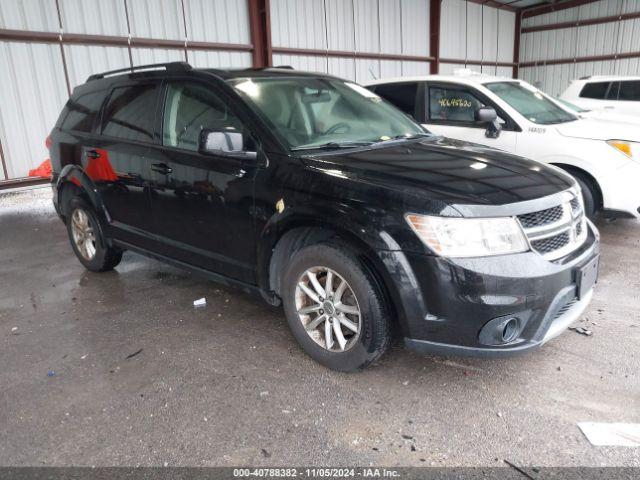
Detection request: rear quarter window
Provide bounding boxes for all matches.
[579,82,610,99]
[60,90,107,132]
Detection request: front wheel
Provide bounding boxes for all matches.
[574,175,598,221]
[66,197,122,272]
[282,242,391,372]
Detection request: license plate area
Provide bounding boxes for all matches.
[576,255,599,300]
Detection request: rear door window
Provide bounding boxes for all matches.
[619,81,640,101]
[579,81,610,99]
[373,82,418,117]
[606,82,620,100]
[61,90,106,132]
[102,84,158,142]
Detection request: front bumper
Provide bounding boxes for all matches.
[601,159,640,220]
[397,222,599,358]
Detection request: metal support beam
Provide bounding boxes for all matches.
[522,11,640,33]
[513,8,522,78]
[248,0,272,68]
[0,138,8,181]
[123,0,134,67]
[272,46,434,63]
[519,50,640,68]
[429,0,441,74]
[467,0,516,12]
[0,29,253,53]
[54,0,71,96]
[440,58,516,68]
[522,0,600,19]
[0,177,50,190]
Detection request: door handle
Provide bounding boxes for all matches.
[86,149,101,160]
[151,163,173,175]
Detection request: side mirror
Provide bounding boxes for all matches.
[198,129,257,160]
[475,107,502,139]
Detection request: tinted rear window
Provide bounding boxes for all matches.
[579,81,610,99]
[61,90,106,132]
[619,80,640,101]
[102,84,158,142]
[373,82,418,116]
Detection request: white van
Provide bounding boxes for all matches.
[366,72,640,220]
[560,76,640,117]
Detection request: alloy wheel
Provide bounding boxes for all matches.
[294,266,361,352]
[70,208,97,261]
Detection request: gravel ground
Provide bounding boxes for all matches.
[0,187,638,467]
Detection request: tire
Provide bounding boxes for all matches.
[281,242,391,372]
[573,174,598,221]
[66,197,122,272]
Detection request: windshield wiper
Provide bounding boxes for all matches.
[291,141,374,151]
[388,132,432,140]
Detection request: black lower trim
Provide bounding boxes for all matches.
[112,239,263,298]
[404,337,541,358]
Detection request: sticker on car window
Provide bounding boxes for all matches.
[438,98,473,108]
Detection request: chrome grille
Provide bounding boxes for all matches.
[570,197,580,214]
[531,232,570,254]
[517,193,587,261]
[517,205,563,229]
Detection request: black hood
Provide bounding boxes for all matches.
[300,136,575,206]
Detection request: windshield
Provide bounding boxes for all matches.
[229,77,425,150]
[485,81,578,125]
[555,97,589,113]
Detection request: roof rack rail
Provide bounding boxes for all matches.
[87,62,192,82]
[242,65,294,71]
[578,75,592,80]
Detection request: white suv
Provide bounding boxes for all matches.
[560,76,640,117]
[366,72,640,220]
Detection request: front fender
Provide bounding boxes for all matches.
[541,154,598,179]
[255,201,431,335]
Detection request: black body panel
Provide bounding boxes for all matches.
[48,65,598,358]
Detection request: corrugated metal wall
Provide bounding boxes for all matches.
[0,0,519,181]
[270,0,431,83]
[519,0,640,96]
[0,0,251,180]
[440,0,515,76]
[270,0,515,83]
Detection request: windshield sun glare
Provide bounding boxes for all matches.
[230,77,425,150]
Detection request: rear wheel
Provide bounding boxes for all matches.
[282,242,390,372]
[66,197,122,272]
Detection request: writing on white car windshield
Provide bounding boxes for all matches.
[229,77,426,150]
[485,82,578,125]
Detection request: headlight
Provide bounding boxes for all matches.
[606,140,640,160]
[405,214,529,257]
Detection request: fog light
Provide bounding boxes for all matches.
[479,314,528,346]
[501,318,520,343]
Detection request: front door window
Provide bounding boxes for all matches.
[162,83,245,152]
[428,86,485,124]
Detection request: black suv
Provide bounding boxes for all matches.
[49,62,600,371]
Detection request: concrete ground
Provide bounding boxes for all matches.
[1,187,638,468]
